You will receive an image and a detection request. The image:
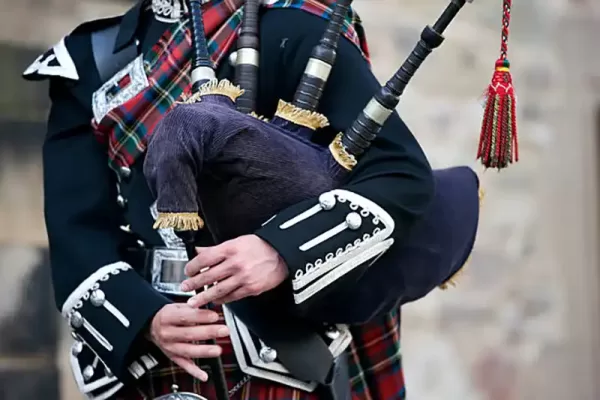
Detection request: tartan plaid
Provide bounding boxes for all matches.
[114,306,405,400]
[92,0,369,172]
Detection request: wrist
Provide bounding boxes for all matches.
[254,234,290,278]
[144,313,159,344]
[277,254,290,280]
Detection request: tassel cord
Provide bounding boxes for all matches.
[477,0,517,170]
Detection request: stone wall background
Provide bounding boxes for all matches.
[351,1,600,399]
[1,0,599,399]
[353,1,566,399]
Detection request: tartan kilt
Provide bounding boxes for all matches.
[114,304,405,400]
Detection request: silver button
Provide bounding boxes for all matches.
[259,347,277,363]
[118,166,132,179]
[83,365,95,381]
[120,224,132,233]
[345,212,362,230]
[229,51,238,66]
[117,195,127,208]
[325,326,340,340]
[90,290,106,307]
[319,193,336,210]
[72,341,84,356]
[137,239,146,248]
[70,311,84,329]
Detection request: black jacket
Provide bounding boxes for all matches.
[23,3,433,396]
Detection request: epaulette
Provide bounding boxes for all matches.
[22,16,122,82]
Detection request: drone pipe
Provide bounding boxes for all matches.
[189,0,217,93]
[176,231,230,400]
[234,0,261,113]
[291,0,353,112]
[341,0,468,156]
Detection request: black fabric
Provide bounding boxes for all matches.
[114,0,145,52]
[92,25,138,83]
[138,12,172,54]
[317,352,351,400]
[92,6,170,83]
[228,297,333,384]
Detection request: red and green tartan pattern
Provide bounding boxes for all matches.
[115,306,405,400]
[92,0,369,173]
[93,20,192,170]
[347,309,405,400]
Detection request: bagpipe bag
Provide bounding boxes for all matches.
[145,0,517,322]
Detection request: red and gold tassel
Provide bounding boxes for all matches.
[477,0,518,170]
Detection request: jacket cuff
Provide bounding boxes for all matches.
[255,189,395,307]
[61,261,170,399]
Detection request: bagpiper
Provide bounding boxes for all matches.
[23,0,518,399]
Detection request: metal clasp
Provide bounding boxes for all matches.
[151,248,194,297]
[153,385,208,400]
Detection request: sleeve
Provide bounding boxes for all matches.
[43,77,170,399]
[254,16,435,310]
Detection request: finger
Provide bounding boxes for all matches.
[170,355,209,382]
[161,304,220,326]
[187,277,242,308]
[166,342,223,359]
[181,259,236,293]
[184,245,228,277]
[213,287,252,305]
[160,324,230,342]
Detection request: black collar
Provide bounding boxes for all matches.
[113,0,145,52]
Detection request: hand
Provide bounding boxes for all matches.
[182,235,289,307]
[149,303,230,381]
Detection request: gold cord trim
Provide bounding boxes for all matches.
[439,186,485,290]
[198,79,244,102]
[179,79,245,104]
[329,133,357,171]
[177,92,198,105]
[153,212,204,231]
[273,100,329,130]
[248,112,269,121]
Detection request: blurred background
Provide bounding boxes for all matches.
[1,0,599,398]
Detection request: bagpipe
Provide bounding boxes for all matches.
[143,0,520,397]
[144,0,486,313]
